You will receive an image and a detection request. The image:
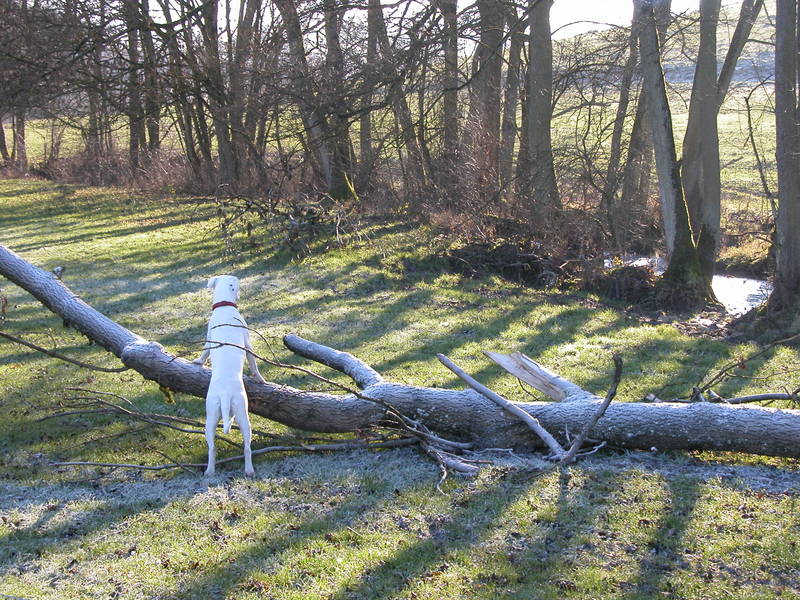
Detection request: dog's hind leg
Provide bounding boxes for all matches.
[231,394,254,477]
[204,395,221,476]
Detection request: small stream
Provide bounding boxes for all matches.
[607,256,772,315]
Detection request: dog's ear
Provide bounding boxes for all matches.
[206,276,218,289]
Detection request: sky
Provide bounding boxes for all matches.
[550,0,698,38]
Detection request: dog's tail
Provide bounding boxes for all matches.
[221,394,233,434]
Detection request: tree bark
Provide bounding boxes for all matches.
[525,0,560,218]
[438,0,459,158]
[3,243,800,458]
[372,0,428,196]
[499,6,525,195]
[467,0,505,198]
[601,13,641,247]
[0,114,9,161]
[680,0,721,282]
[274,0,334,190]
[771,0,800,313]
[636,0,713,304]
[12,108,26,171]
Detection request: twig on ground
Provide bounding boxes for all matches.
[560,354,623,465]
[53,437,419,472]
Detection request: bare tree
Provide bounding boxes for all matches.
[681,0,764,280]
[499,5,525,195]
[636,0,714,305]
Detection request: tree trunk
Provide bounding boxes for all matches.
[525,0,560,218]
[438,0,459,166]
[139,0,160,153]
[680,0,721,282]
[770,0,800,313]
[372,0,428,197]
[124,0,145,171]
[636,0,713,305]
[601,14,640,247]
[0,114,10,162]
[499,8,525,196]
[12,108,27,171]
[200,0,238,186]
[3,243,800,458]
[357,0,380,191]
[275,0,335,191]
[467,0,505,198]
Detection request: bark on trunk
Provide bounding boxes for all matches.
[771,0,800,312]
[275,0,334,190]
[2,243,800,458]
[438,0,459,157]
[680,0,721,282]
[12,108,27,171]
[525,0,560,217]
[499,7,524,195]
[636,0,714,304]
[467,0,505,197]
[0,114,9,162]
[601,14,641,246]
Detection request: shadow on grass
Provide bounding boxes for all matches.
[621,476,702,599]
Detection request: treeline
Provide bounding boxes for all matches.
[1,0,798,316]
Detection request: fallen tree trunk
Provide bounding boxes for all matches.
[2,243,800,457]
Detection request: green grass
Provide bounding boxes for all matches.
[1,179,799,599]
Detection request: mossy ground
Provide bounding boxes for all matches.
[1,179,799,599]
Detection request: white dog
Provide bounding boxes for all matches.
[193,275,266,476]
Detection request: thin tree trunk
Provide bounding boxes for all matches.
[468,0,505,198]
[358,0,380,190]
[275,0,334,190]
[438,0,459,163]
[124,0,145,171]
[717,0,764,107]
[200,0,238,186]
[372,0,428,196]
[323,0,355,200]
[771,0,800,312]
[0,114,9,162]
[139,0,160,153]
[681,0,722,281]
[526,0,560,217]
[601,14,640,247]
[499,8,525,196]
[13,108,27,171]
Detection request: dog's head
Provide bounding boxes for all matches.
[207,275,240,302]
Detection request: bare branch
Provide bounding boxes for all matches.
[560,354,623,464]
[436,353,565,458]
[0,330,128,372]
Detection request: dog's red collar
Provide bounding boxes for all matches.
[212,301,238,311]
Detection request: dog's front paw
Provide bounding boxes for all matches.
[244,468,255,478]
[192,358,207,366]
[204,466,215,477]
[253,375,267,385]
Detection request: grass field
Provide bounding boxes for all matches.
[1,179,799,599]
